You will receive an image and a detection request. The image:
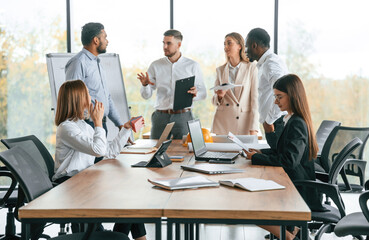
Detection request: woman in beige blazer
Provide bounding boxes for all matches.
[211,32,259,135]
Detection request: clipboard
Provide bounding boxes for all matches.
[173,76,195,110]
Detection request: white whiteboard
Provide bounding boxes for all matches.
[46,53,132,141]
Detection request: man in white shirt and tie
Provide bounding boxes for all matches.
[245,28,288,148]
[138,29,207,139]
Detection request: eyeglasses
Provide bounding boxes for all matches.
[274,94,285,102]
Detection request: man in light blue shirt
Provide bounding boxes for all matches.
[64,22,147,240]
[65,22,123,133]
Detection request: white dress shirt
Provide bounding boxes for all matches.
[228,62,240,83]
[257,49,289,124]
[53,119,131,181]
[140,55,207,110]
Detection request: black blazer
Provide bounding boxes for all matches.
[252,114,325,211]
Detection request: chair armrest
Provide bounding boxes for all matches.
[293,179,346,217]
[315,172,329,182]
[0,170,17,206]
[359,191,369,223]
[345,158,367,170]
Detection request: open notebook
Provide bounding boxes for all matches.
[148,176,219,190]
[219,178,285,192]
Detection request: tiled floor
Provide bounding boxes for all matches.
[0,193,363,240]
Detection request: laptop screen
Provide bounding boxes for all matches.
[187,119,207,156]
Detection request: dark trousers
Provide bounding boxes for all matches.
[113,223,146,239]
[151,110,193,139]
[85,119,107,163]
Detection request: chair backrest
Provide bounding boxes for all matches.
[0,146,53,202]
[316,120,341,156]
[328,137,363,185]
[359,190,369,223]
[1,135,54,180]
[320,126,369,172]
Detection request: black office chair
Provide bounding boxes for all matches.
[1,135,55,180]
[318,126,369,192]
[0,168,19,240]
[334,190,369,240]
[1,135,60,237]
[294,137,363,240]
[0,146,129,240]
[314,120,341,173]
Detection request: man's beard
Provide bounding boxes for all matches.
[165,50,176,58]
[97,43,107,54]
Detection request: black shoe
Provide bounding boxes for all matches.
[264,234,278,240]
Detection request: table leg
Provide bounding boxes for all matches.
[301,222,308,240]
[21,222,30,240]
[184,223,189,240]
[195,223,199,240]
[190,223,194,240]
[166,219,172,240]
[280,225,286,240]
[156,219,162,240]
[175,223,180,240]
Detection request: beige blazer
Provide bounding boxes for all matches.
[211,61,259,135]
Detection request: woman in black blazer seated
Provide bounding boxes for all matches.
[245,74,324,240]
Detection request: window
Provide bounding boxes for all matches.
[279,0,369,183]
[175,0,274,129]
[71,0,169,138]
[0,0,66,155]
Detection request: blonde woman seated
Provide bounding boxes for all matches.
[53,80,146,240]
[212,32,259,135]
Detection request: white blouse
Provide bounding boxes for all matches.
[53,119,131,181]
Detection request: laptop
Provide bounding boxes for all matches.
[122,122,175,154]
[131,140,172,167]
[181,164,244,174]
[187,119,239,161]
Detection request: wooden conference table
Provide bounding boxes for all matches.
[18,139,311,240]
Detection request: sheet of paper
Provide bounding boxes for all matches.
[227,132,250,151]
[210,83,242,91]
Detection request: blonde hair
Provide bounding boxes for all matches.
[55,80,89,126]
[225,32,249,63]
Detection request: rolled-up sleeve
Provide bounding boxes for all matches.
[193,62,207,101]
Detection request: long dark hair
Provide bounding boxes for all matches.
[273,74,318,160]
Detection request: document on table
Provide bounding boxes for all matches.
[219,178,285,192]
[148,176,219,190]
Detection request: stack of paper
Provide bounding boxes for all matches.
[148,176,219,190]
